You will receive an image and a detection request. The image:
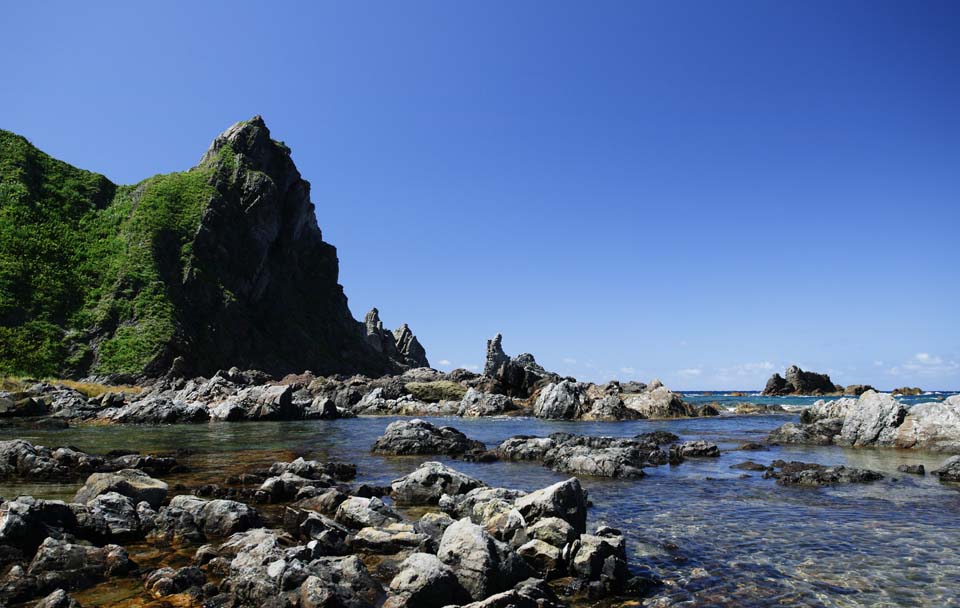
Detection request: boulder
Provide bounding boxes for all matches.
[483,334,559,398]
[153,495,262,541]
[622,386,695,419]
[391,462,486,505]
[436,518,533,600]
[144,566,206,598]
[74,469,168,509]
[761,365,840,396]
[569,527,628,591]
[517,539,562,578]
[932,455,960,482]
[837,391,907,447]
[335,497,402,529]
[494,436,556,461]
[543,441,647,478]
[414,512,455,544]
[34,589,82,608]
[764,461,883,486]
[351,523,431,554]
[532,381,586,420]
[459,388,517,417]
[21,537,135,601]
[86,492,141,540]
[674,440,720,458]
[768,419,843,446]
[384,552,465,608]
[894,395,960,452]
[514,478,587,534]
[527,517,577,548]
[372,419,485,455]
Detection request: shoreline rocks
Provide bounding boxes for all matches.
[372,419,486,456]
[770,391,960,453]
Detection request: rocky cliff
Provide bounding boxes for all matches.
[0,117,426,378]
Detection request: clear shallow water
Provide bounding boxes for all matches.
[2,411,959,607]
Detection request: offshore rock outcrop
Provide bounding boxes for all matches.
[762,365,842,396]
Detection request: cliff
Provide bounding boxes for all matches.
[0,117,426,378]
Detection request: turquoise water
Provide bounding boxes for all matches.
[2,402,959,606]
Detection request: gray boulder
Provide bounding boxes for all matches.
[837,391,907,447]
[532,381,585,420]
[932,455,960,482]
[436,518,533,600]
[514,478,588,534]
[894,395,960,452]
[34,589,82,608]
[391,462,485,505]
[459,388,516,417]
[384,552,465,608]
[622,386,695,419]
[74,469,168,509]
[335,496,402,529]
[494,436,556,461]
[372,419,485,455]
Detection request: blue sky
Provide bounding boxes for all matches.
[3,1,958,389]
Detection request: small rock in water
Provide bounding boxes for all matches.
[896,464,926,475]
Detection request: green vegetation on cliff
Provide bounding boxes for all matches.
[0,129,228,376]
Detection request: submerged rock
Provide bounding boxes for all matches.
[764,460,883,486]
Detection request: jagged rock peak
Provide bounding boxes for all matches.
[363,307,429,369]
[482,334,558,398]
[762,365,841,396]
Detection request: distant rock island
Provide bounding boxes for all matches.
[761,365,875,396]
[0,117,426,379]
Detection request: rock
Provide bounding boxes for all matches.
[34,589,82,608]
[891,386,923,396]
[292,488,349,516]
[145,566,206,598]
[74,469,168,509]
[569,528,629,591]
[459,388,517,417]
[99,397,209,424]
[527,517,577,548]
[269,457,356,482]
[764,461,883,486]
[580,395,636,421]
[259,472,326,502]
[0,395,49,417]
[153,495,262,541]
[730,461,768,471]
[897,464,925,475]
[542,439,647,479]
[86,492,141,540]
[393,324,430,369]
[621,385,695,419]
[762,365,840,396]
[894,395,960,452]
[436,518,533,600]
[517,539,562,578]
[384,552,465,608]
[734,403,786,415]
[514,478,587,534]
[391,462,486,505]
[372,419,485,455]
[335,497,402,529]
[837,391,907,447]
[674,440,720,458]
[801,397,857,423]
[483,334,559,398]
[351,523,431,554]
[494,436,556,461]
[10,537,136,602]
[932,456,960,482]
[532,381,586,420]
[844,384,875,396]
[768,419,843,446]
[405,381,467,402]
[414,512,455,544]
[455,577,563,608]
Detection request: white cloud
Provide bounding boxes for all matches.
[677,368,702,377]
[438,359,451,366]
[886,352,958,377]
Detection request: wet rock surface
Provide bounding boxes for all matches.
[372,419,486,456]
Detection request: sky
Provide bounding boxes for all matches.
[2,1,958,389]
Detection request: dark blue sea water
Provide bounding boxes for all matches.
[2,393,959,607]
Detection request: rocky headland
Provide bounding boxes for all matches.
[761,365,876,397]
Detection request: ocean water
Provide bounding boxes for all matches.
[2,395,959,607]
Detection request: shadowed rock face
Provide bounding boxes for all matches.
[159,117,426,377]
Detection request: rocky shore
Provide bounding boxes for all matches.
[0,440,659,607]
